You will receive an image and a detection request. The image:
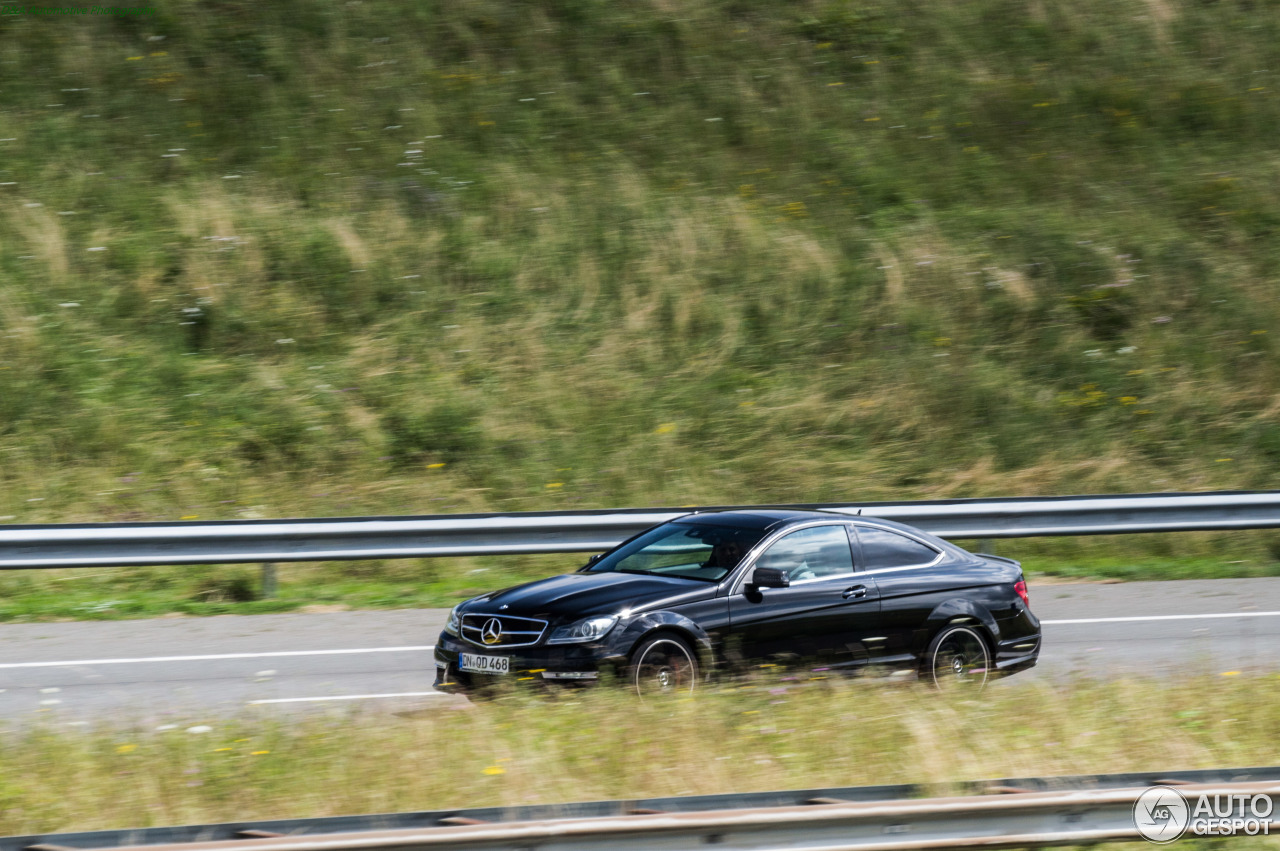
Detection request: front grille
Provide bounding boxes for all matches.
[460,613,548,648]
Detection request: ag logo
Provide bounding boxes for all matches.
[1135,786,1190,843]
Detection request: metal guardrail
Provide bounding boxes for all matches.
[5,768,1278,851]
[1,491,1279,569]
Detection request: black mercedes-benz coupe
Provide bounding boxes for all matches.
[432,509,1040,695]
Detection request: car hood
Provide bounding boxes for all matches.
[465,572,717,621]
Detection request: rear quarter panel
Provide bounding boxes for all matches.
[877,557,1025,661]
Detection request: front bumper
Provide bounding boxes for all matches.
[433,632,623,693]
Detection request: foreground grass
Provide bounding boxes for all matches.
[0,675,1275,835]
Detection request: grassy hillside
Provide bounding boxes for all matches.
[2,0,1280,594]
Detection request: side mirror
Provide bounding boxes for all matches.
[582,554,603,570]
[747,566,790,591]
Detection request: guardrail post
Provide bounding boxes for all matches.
[261,562,277,599]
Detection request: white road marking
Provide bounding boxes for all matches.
[248,692,449,705]
[0,609,1261,679]
[0,646,435,670]
[1043,611,1280,625]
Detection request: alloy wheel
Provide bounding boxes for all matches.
[929,625,990,690]
[632,637,697,697]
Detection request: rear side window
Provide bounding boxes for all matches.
[855,526,940,569]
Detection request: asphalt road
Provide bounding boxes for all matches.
[1,577,1277,725]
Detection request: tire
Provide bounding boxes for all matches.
[923,624,991,690]
[628,633,699,698]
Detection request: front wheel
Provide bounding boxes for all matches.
[923,624,991,690]
[628,633,698,698]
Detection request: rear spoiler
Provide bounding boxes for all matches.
[976,553,1021,568]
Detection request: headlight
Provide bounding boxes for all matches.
[547,615,618,644]
[444,605,461,636]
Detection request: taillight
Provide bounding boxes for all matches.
[1014,578,1030,608]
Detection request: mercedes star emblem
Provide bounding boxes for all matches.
[481,618,503,645]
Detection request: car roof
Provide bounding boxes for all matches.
[671,509,962,554]
[672,508,848,531]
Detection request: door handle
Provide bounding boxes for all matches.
[842,584,868,599]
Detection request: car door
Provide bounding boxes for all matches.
[851,524,950,665]
[725,524,882,671]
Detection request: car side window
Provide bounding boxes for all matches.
[753,525,855,583]
[855,526,940,569]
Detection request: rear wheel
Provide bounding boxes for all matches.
[923,624,991,690]
[629,633,698,698]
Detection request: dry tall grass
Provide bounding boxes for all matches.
[0,675,1276,835]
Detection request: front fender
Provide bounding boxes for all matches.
[604,611,716,669]
[917,598,1000,655]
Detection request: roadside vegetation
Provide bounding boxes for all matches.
[0,541,1278,622]
[3,0,1280,614]
[0,675,1276,836]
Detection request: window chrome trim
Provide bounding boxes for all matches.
[727,520,955,594]
[854,562,940,579]
[784,570,861,588]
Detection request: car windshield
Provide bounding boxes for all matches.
[584,521,766,582]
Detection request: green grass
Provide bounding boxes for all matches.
[0,675,1276,836]
[3,0,1280,611]
[1030,556,1280,582]
[0,553,577,620]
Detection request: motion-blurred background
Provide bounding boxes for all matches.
[2,0,1279,611]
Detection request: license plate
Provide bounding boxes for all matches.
[460,653,511,675]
